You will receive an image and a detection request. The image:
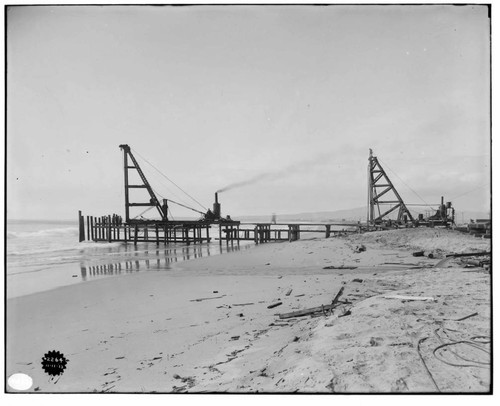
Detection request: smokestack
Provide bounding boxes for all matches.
[213,192,221,218]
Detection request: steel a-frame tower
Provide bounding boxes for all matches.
[119,144,168,223]
[367,149,414,225]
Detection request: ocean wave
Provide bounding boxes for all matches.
[7,227,79,239]
[7,241,125,257]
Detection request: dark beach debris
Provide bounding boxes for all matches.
[213,290,218,293]
[412,251,425,257]
[354,244,366,253]
[285,288,293,296]
[267,302,283,309]
[295,294,305,297]
[293,336,300,342]
[172,374,196,392]
[331,286,345,306]
[190,295,227,302]
[237,313,244,317]
[446,251,491,258]
[233,303,254,307]
[278,287,344,319]
[352,278,363,283]
[230,336,240,341]
[115,356,125,360]
[444,312,479,322]
[323,265,358,270]
[72,275,78,277]
[339,309,352,318]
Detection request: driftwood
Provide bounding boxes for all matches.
[279,287,344,319]
[285,289,293,296]
[384,295,435,301]
[190,295,227,302]
[267,302,283,309]
[323,265,358,270]
[446,252,491,258]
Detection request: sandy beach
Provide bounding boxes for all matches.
[6,228,491,393]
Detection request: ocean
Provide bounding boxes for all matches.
[6,220,252,299]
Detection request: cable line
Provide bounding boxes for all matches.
[450,184,489,201]
[379,158,435,210]
[131,148,207,211]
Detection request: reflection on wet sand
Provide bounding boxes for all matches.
[80,241,253,281]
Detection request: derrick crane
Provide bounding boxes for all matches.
[367,149,414,225]
[119,144,168,223]
[118,144,232,224]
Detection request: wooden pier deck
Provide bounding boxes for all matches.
[79,211,361,245]
[218,222,361,244]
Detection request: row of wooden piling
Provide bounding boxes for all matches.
[219,223,358,244]
[79,211,361,245]
[79,211,211,245]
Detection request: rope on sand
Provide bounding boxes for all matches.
[433,328,490,369]
[417,337,441,392]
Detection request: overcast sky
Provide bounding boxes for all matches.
[6,5,490,221]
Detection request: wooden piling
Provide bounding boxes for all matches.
[78,211,85,242]
[155,224,159,246]
[325,225,331,238]
[134,225,138,245]
[108,215,112,243]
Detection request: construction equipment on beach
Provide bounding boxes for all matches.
[367,149,414,225]
[119,144,234,224]
[367,149,456,228]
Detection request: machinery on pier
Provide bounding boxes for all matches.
[367,149,455,228]
[119,144,235,224]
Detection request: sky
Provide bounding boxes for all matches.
[6,4,491,221]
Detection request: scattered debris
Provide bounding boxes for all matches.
[230,336,240,341]
[190,295,227,302]
[445,312,479,322]
[213,290,218,293]
[412,251,425,257]
[285,288,293,296]
[279,287,344,319]
[384,295,435,302]
[446,251,491,258]
[323,265,358,270]
[233,303,254,307]
[267,302,283,309]
[237,313,244,317]
[339,309,352,317]
[354,245,366,253]
[352,278,363,283]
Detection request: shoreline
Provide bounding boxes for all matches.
[6,228,491,393]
